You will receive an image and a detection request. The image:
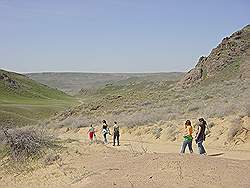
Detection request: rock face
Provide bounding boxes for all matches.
[179,24,250,88]
[0,72,21,89]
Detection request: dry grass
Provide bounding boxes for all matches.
[52,76,250,132]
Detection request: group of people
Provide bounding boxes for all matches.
[180,118,207,155]
[87,117,207,155]
[87,120,120,146]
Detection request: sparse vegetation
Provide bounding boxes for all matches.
[51,73,249,132]
[0,127,58,161]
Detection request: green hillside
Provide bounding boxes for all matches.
[0,69,77,127]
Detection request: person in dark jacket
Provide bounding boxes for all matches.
[195,118,207,155]
[113,121,120,146]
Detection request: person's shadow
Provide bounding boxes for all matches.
[208,153,224,157]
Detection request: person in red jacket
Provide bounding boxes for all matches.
[88,125,95,143]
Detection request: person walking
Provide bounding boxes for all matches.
[87,125,95,144]
[195,118,207,155]
[113,121,120,146]
[102,120,110,144]
[180,120,194,153]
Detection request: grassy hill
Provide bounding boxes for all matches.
[0,69,77,127]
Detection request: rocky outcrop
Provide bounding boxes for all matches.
[179,24,250,88]
[0,72,21,89]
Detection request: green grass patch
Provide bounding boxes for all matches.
[0,69,78,127]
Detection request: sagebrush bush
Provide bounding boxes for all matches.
[152,127,163,139]
[57,116,95,128]
[238,103,250,118]
[43,152,60,165]
[1,127,56,161]
[163,124,178,141]
[227,117,242,141]
[187,104,200,112]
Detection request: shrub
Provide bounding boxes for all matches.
[204,102,236,118]
[238,103,250,118]
[164,124,178,141]
[202,94,213,100]
[207,122,215,129]
[152,127,163,139]
[43,153,60,165]
[57,116,94,129]
[227,117,242,141]
[1,127,56,161]
[187,104,200,112]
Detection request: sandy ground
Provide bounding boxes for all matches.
[1,126,250,188]
[117,134,250,161]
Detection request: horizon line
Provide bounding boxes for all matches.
[1,68,186,74]
[24,71,186,74]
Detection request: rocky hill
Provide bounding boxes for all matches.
[179,25,250,88]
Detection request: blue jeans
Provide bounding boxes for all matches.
[103,133,108,144]
[197,140,206,154]
[180,139,193,153]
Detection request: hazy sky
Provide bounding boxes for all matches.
[0,0,249,73]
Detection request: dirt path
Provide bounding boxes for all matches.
[1,129,250,188]
[61,128,250,161]
[115,138,250,161]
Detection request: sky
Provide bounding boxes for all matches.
[0,0,249,73]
